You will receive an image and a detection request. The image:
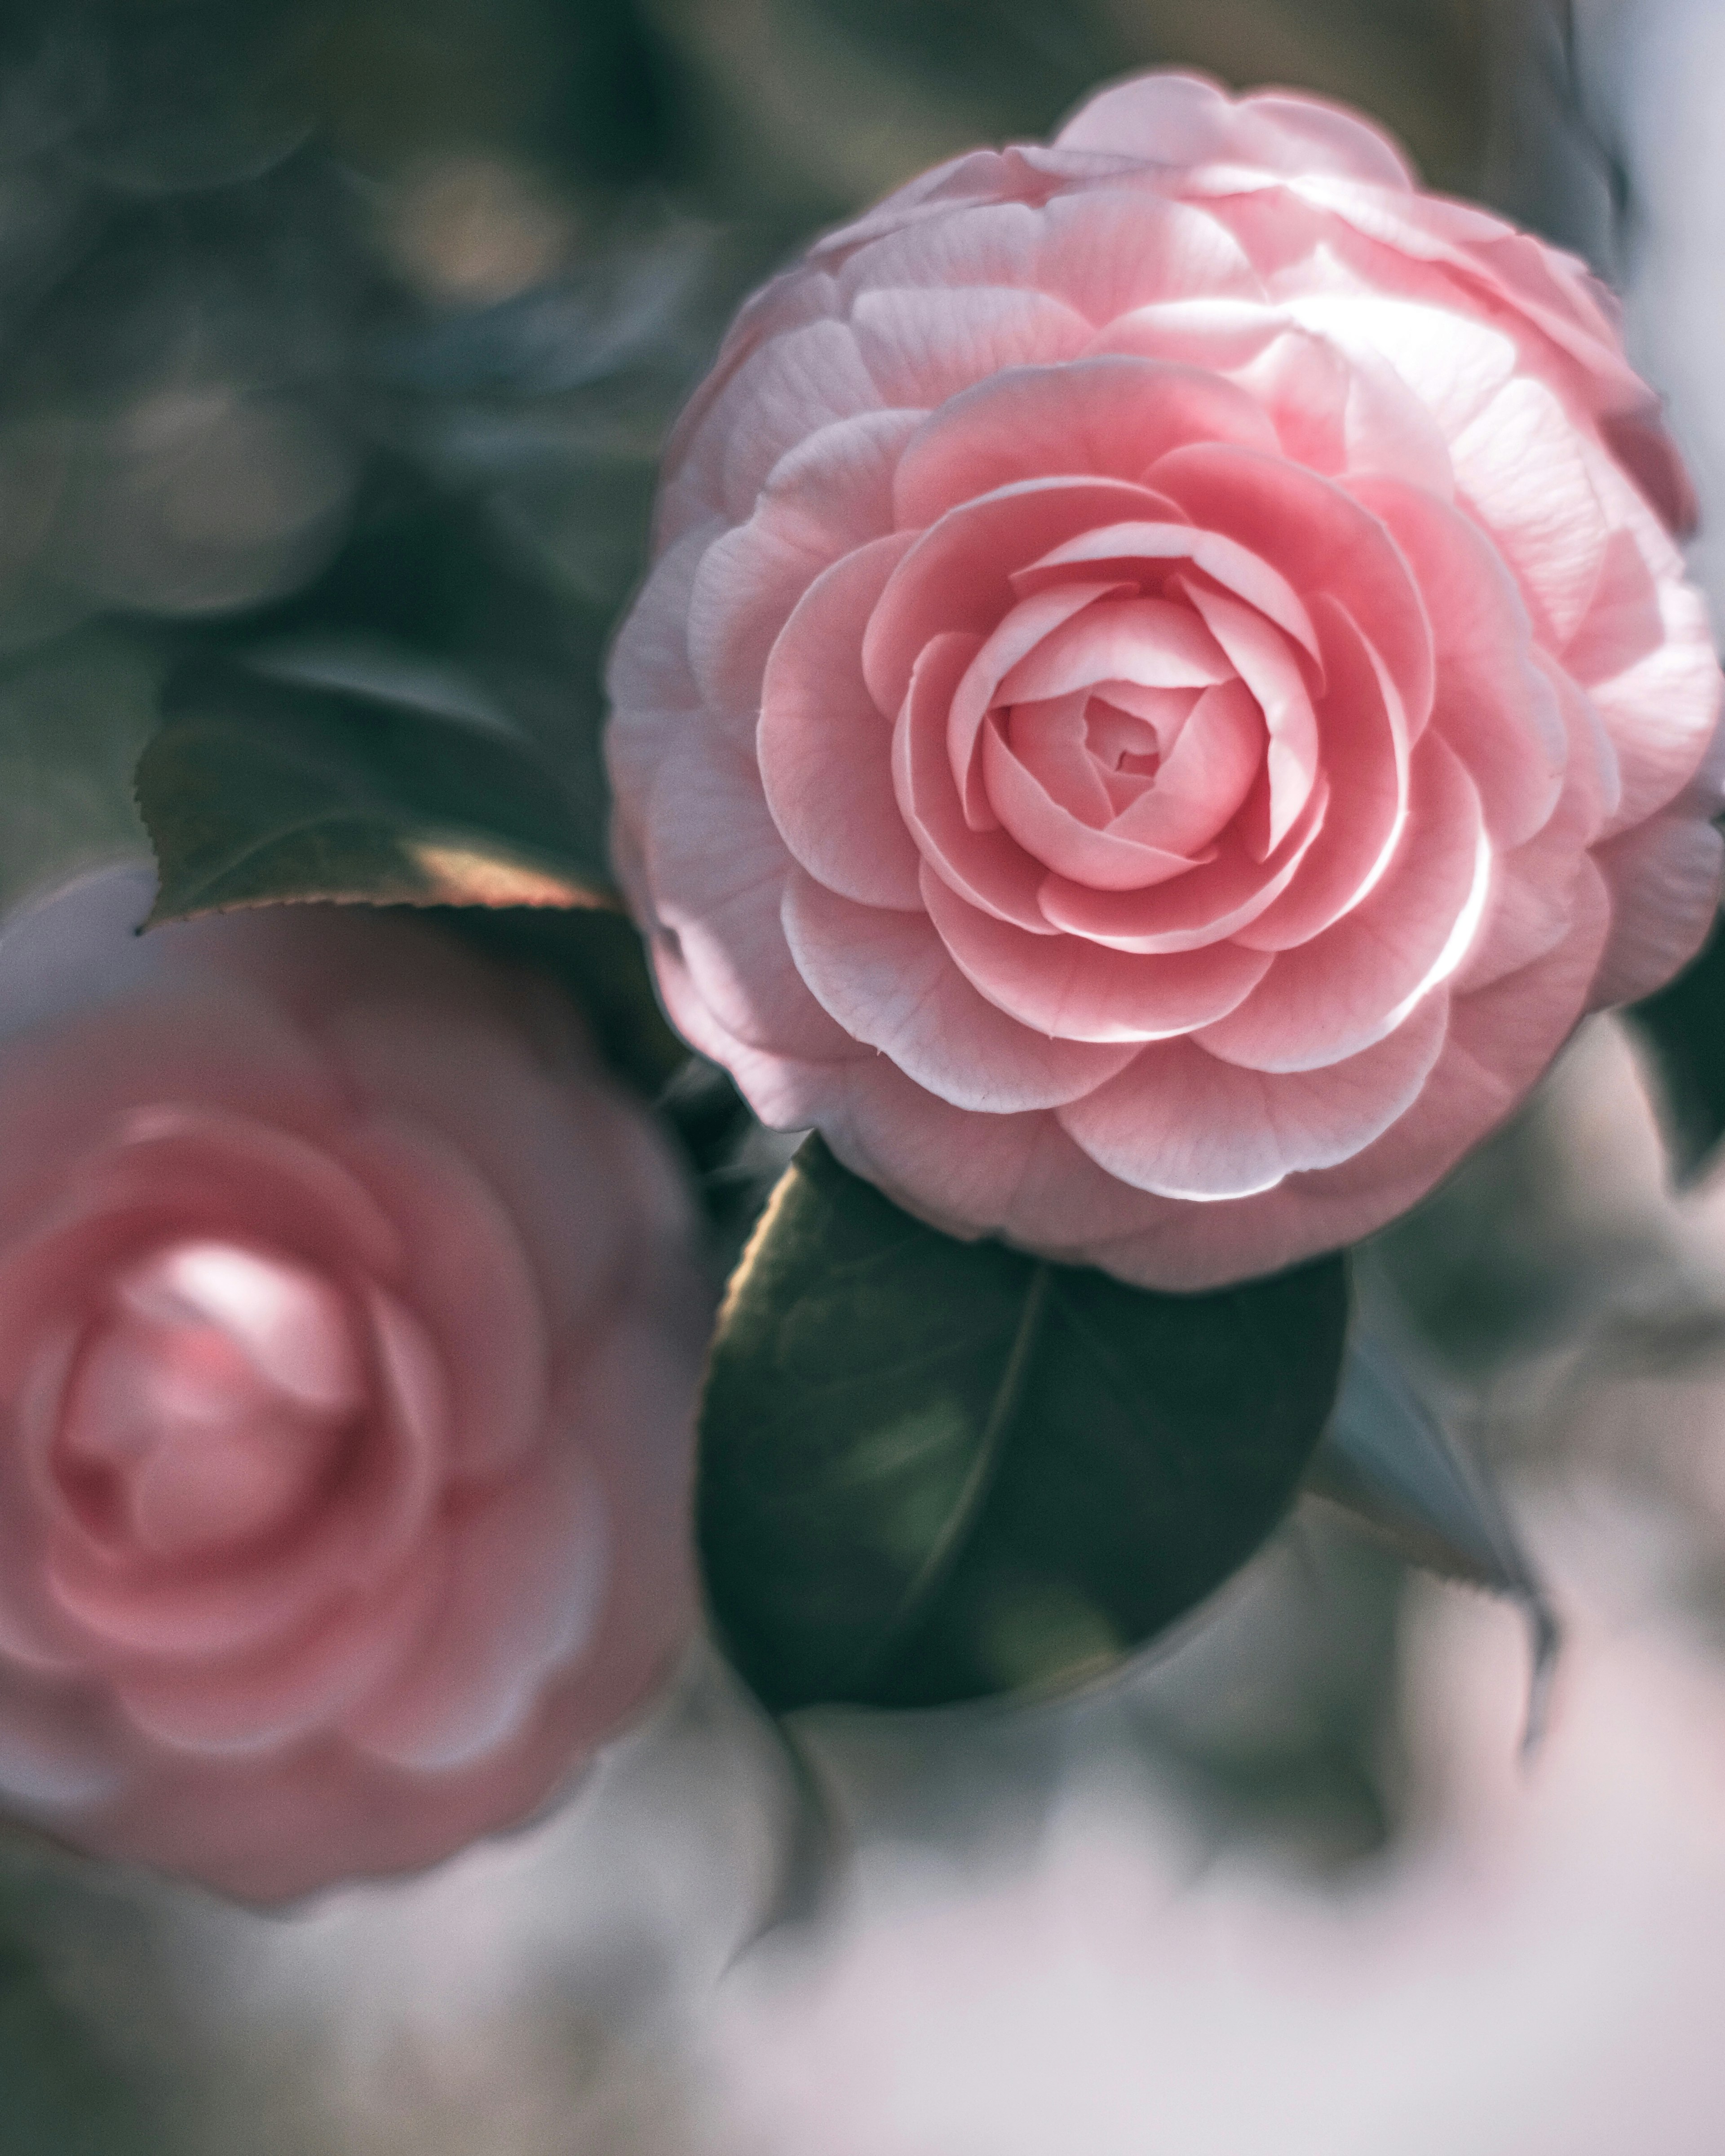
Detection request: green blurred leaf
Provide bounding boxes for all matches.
[0,1926,168,2156]
[1309,1330,1557,1742]
[137,656,617,923]
[699,1137,1349,1713]
[0,628,163,919]
[1625,905,1725,1183]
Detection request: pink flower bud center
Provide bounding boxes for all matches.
[57,1240,366,1560]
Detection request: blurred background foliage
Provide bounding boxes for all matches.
[1,1,1722,2152]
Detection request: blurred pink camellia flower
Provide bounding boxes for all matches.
[607,70,1724,1290]
[0,870,706,1902]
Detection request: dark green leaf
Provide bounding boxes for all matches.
[1309,1330,1557,1743]
[1625,903,1725,1182]
[0,1862,172,2156]
[0,628,162,919]
[699,1137,1349,1713]
[136,657,617,923]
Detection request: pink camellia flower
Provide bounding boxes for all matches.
[0,869,706,1902]
[607,70,1724,1289]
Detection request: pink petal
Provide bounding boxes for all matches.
[832,200,1046,309]
[1560,526,1668,689]
[891,358,1278,530]
[1283,294,1517,439]
[1009,521,1320,662]
[1109,678,1265,854]
[349,1294,445,1588]
[1353,475,1564,847]
[1054,72,1415,189]
[1307,193,1650,429]
[1036,775,1328,954]
[43,1282,443,1662]
[819,1037,1403,1293]
[44,1472,398,1666]
[850,284,1092,404]
[1232,326,1451,496]
[1452,803,1588,998]
[317,981,693,1346]
[818,152,1031,253]
[0,1668,122,1809]
[949,580,1142,822]
[646,746,858,1062]
[998,689,1120,827]
[1084,298,1283,373]
[759,532,925,910]
[663,319,884,531]
[1035,189,1264,319]
[650,935,869,1131]
[805,868,1610,1291]
[1230,325,1349,474]
[342,1447,609,1774]
[864,475,1179,714]
[894,630,1059,931]
[1589,813,1725,1010]
[338,1118,548,1481]
[1058,989,1449,1201]
[781,871,1137,1111]
[686,414,921,723]
[657,270,842,541]
[1585,569,1722,839]
[0,1430,85,1674]
[1449,377,1610,648]
[1339,344,1454,495]
[1232,596,1409,950]
[0,1007,347,1263]
[604,519,711,728]
[1196,735,1490,1072]
[17,1109,402,1290]
[1315,861,1611,1205]
[994,594,1231,702]
[1457,642,1630,996]
[921,863,1270,1042]
[1237,94,1418,185]
[817,1057,1175,1253]
[1150,441,1436,736]
[979,720,1208,889]
[106,1535,448,1757]
[1177,578,1319,851]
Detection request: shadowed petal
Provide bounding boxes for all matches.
[783,871,1137,1110]
[1059,991,1448,1200]
[923,864,1270,1042]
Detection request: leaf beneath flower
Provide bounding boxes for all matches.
[699,1136,1349,1713]
[136,657,617,924]
[1625,905,1725,1182]
[1308,1328,1557,1745]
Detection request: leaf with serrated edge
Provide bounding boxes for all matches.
[0,628,162,920]
[136,660,616,924]
[699,1137,1349,1713]
[1309,1328,1558,1745]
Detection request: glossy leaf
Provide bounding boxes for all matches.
[1625,906,1725,1182]
[0,628,162,921]
[699,1137,1349,1714]
[136,656,617,923]
[1309,1329,1557,1743]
